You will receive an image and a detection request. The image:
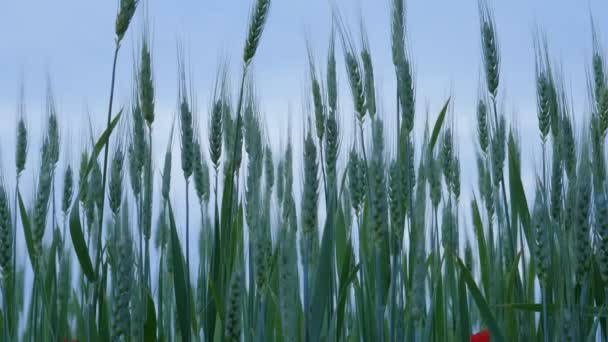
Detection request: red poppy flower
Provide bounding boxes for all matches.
[471,330,490,342]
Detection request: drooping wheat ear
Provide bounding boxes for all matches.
[389,160,404,252]
[390,0,405,67]
[490,114,506,186]
[591,116,606,189]
[112,220,133,340]
[370,119,388,247]
[532,184,550,286]
[243,0,271,66]
[361,29,376,119]
[301,127,319,241]
[441,204,456,252]
[476,99,489,154]
[210,99,223,170]
[0,181,12,278]
[561,116,577,181]
[479,0,500,97]
[16,117,27,176]
[61,165,73,215]
[327,29,338,113]
[599,87,608,136]
[193,140,210,204]
[225,266,243,341]
[115,0,138,43]
[550,138,563,222]
[140,36,155,126]
[109,145,125,217]
[574,154,592,283]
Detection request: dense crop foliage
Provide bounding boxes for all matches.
[1,0,608,341]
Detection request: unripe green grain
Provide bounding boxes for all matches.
[109,147,125,216]
[574,158,592,283]
[225,266,243,341]
[140,39,155,126]
[0,183,12,278]
[193,141,209,204]
[345,52,366,121]
[16,118,27,176]
[477,100,489,153]
[243,0,271,65]
[532,186,550,285]
[480,3,500,97]
[62,165,73,215]
[301,130,319,239]
[209,100,223,169]
[361,47,376,118]
[115,0,138,42]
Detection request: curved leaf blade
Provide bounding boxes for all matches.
[69,200,96,282]
[429,97,450,151]
[453,254,505,342]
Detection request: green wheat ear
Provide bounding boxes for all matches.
[115,0,139,42]
[61,165,73,215]
[225,265,244,341]
[243,0,271,65]
[479,0,500,97]
[0,181,12,279]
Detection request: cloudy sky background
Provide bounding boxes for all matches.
[1,0,607,291]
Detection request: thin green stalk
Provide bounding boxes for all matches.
[185,177,191,340]
[146,127,153,290]
[319,137,329,205]
[224,68,248,233]
[491,98,515,259]
[93,43,120,317]
[304,234,310,342]
[11,180,19,339]
[358,123,384,342]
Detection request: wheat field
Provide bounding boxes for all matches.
[1,0,608,341]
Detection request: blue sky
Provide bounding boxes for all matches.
[0,0,607,258]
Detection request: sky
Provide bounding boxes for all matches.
[0,0,607,288]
